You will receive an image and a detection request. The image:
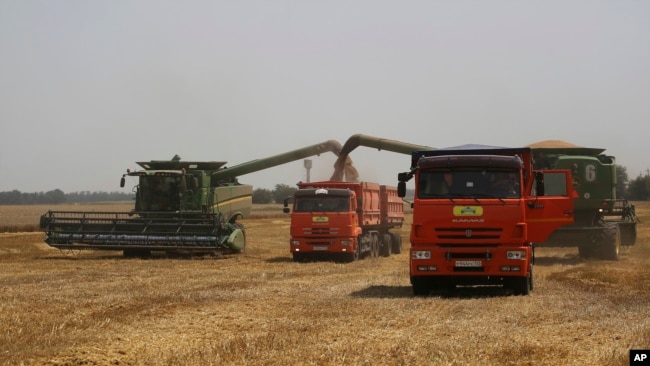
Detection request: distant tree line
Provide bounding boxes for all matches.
[616,166,650,201]
[3,165,649,205]
[253,184,298,204]
[626,174,650,201]
[0,190,135,205]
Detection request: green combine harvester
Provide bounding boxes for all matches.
[40,140,345,257]
[528,140,638,260]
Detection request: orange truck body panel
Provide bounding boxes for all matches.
[288,181,404,260]
[404,146,575,294]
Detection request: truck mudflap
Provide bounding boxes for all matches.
[39,210,244,253]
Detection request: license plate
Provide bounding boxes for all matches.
[313,246,328,251]
[455,260,482,267]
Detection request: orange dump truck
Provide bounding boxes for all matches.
[283,181,404,262]
[397,145,575,295]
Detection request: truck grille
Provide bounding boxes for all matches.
[306,241,331,246]
[446,252,492,260]
[302,227,339,235]
[435,227,502,240]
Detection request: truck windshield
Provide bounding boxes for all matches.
[418,169,520,199]
[294,197,349,212]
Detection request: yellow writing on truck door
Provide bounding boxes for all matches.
[453,206,483,216]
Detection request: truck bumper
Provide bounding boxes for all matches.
[290,237,357,254]
[409,245,532,279]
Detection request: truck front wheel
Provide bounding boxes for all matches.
[346,245,360,262]
[292,253,306,262]
[510,274,531,296]
[411,277,429,296]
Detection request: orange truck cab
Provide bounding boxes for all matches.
[397,145,575,295]
[284,181,404,262]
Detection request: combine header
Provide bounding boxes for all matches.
[40,141,345,257]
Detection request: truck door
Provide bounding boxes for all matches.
[525,170,575,242]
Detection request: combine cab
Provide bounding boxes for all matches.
[40,140,346,256]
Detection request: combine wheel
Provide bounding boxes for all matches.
[381,234,392,257]
[578,244,595,259]
[391,233,402,254]
[227,228,246,253]
[620,223,637,246]
[579,215,605,260]
[598,224,621,260]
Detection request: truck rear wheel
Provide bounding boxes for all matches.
[370,237,379,258]
[391,233,402,254]
[381,234,392,257]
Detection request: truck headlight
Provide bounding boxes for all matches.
[506,250,526,260]
[291,240,300,246]
[341,240,352,246]
[412,251,431,259]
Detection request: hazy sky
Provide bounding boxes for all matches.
[1,1,649,193]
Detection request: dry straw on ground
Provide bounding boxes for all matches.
[1,202,649,365]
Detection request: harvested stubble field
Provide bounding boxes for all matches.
[1,202,649,366]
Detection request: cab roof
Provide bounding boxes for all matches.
[411,144,530,169]
[136,161,227,171]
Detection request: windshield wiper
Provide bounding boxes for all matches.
[471,193,506,203]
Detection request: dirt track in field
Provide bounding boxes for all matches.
[1,203,649,365]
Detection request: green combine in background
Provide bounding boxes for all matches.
[529,140,638,260]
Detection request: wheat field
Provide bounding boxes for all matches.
[1,202,649,365]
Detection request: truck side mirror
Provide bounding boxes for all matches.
[397,181,406,197]
[120,176,125,188]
